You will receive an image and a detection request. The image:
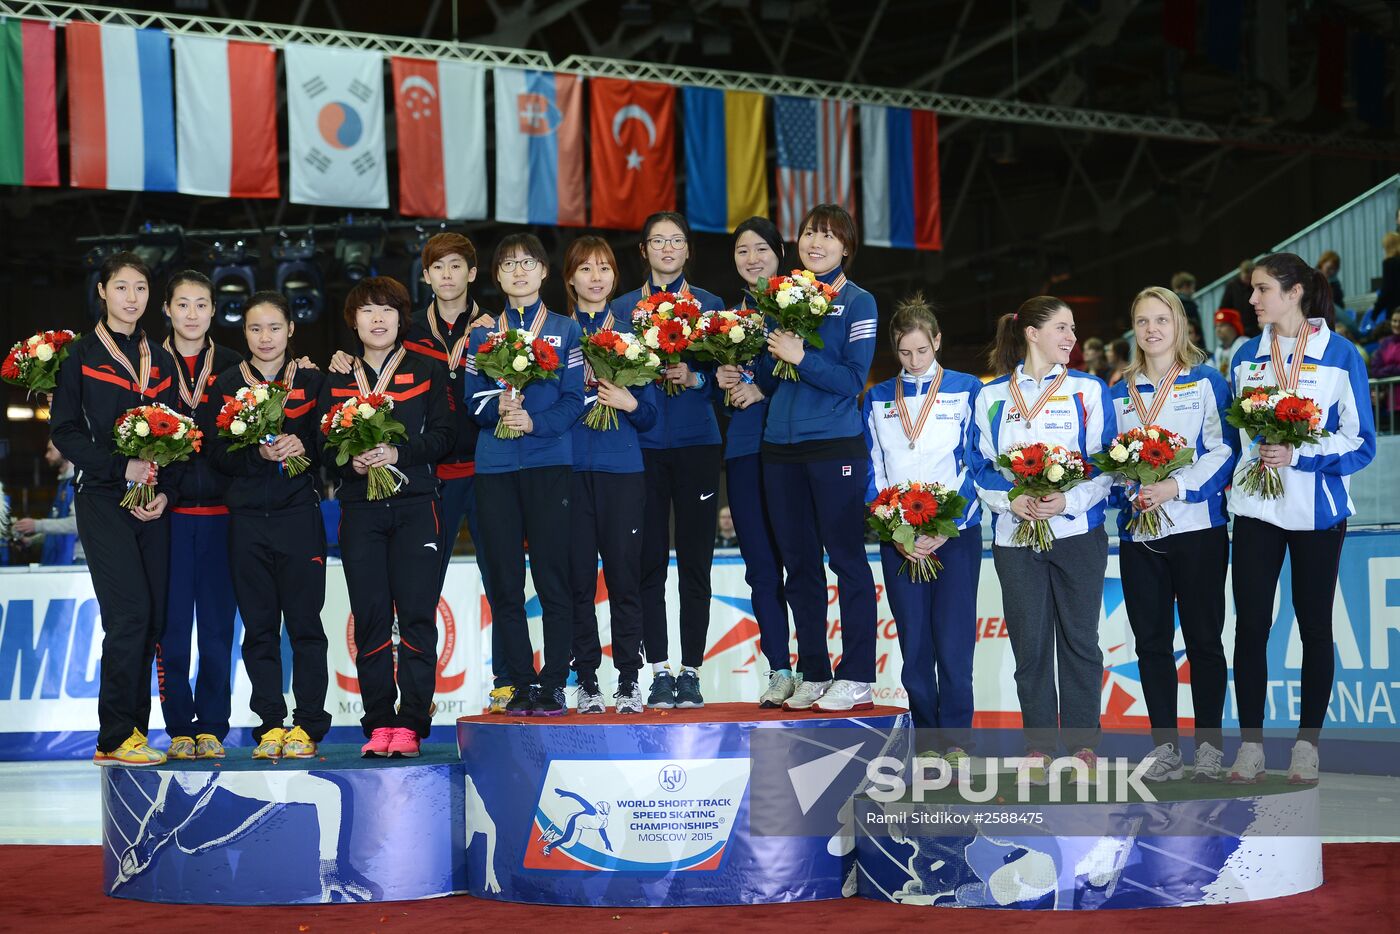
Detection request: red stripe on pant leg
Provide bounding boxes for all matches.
[227,40,278,198]
[431,500,440,537]
[360,638,394,658]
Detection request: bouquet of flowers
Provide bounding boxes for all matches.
[866,481,968,581]
[687,308,768,406]
[474,328,562,439]
[632,291,702,395]
[1225,386,1329,499]
[1091,426,1195,539]
[580,329,662,431]
[112,403,202,509]
[2,329,79,395]
[996,442,1090,552]
[216,382,309,476]
[320,393,408,500]
[752,270,837,381]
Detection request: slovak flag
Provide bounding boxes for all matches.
[590,77,676,230]
[859,104,942,250]
[492,68,584,227]
[65,23,176,192]
[392,56,486,220]
[173,35,278,198]
[285,43,388,209]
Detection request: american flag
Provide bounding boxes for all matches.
[774,95,854,241]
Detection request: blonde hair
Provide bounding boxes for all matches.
[1123,286,1206,385]
[889,291,941,350]
[1384,232,1400,260]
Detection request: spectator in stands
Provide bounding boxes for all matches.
[715,506,738,548]
[1106,338,1131,385]
[1172,271,1199,322]
[1185,312,1205,350]
[1213,308,1248,375]
[1080,337,1110,381]
[1377,233,1400,319]
[1220,260,1258,336]
[1318,251,1345,311]
[1370,309,1400,379]
[12,439,83,565]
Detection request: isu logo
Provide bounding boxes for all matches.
[336,597,465,693]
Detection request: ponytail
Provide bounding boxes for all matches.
[986,295,1069,376]
[1254,252,1334,328]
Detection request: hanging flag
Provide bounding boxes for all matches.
[173,35,278,198]
[590,77,676,230]
[683,87,767,234]
[773,95,853,241]
[392,56,486,219]
[1160,0,1196,53]
[285,43,387,209]
[65,22,176,191]
[860,104,941,251]
[0,18,58,187]
[493,68,584,226]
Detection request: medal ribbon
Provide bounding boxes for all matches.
[896,365,942,448]
[162,338,218,411]
[428,299,479,373]
[96,321,152,397]
[353,346,407,397]
[495,304,549,339]
[1008,366,1068,423]
[1270,325,1311,391]
[1127,362,1184,427]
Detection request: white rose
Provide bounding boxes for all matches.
[512,355,529,372]
[1146,428,1160,440]
[775,290,795,308]
[253,386,269,404]
[728,326,746,344]
[175,422,188,439]
[33,343,54,362]
[644,326,660,349]
[134,421,150,437]
[357,403,376,418]
[657,302,674,314]
[1240,398,1254,413]
[624,342,642,360]
[230,420,247,435]
[647,353,661,367]
[1045,463,1065,483]
[811,296,828,312]
[27,335,42,346]
[1109,444,1130,463]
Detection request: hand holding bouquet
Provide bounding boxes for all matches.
[1091,425,1194,539]
[3,329,78,395]
[753,270,837,381]
[632,291,702,396]
[687,308,767,406]
[866,481,967,581]
[474,328,561,439]
[580,329,661,431]
[113,403,202,510]
[216,382,309,476]
[321,393,408,500]
[1226,386,1328,498]
[997,442,1090,552]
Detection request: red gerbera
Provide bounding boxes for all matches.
[1012,443,1047,477]
[1274,397,1310,423]
[361,393,388,409]
[656,319,690,354]
[1138,438,1173,467]
[900,489,938,527]
[532,339,560,371]
[145,409,180,436]
[1,351,21,380]
[869,487,898,513]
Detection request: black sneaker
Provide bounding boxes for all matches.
[533,686,568,717]
[675,669,705,708]
[505,685,536,716]
[647,670,677,709]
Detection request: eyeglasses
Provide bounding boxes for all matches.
[498,257,540,272]
[646,236,688,250]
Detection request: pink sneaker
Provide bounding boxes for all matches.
[387,727,421,758]
[361,727,393,758]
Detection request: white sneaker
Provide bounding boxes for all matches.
[759,670,796,708]
[783,679,833,711]
[575,682,606,715]
[1192,741,1223,782]
[1141,742,1184,782]
[1287,740,1319,784]
[613,680,644,715]
[811,680,874,712]
[1227,742,1267,784]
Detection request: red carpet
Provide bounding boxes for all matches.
[3,843,1395,933]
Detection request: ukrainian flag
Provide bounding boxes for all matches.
[682,87,767,234]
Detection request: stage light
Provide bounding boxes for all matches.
[132,222,185,276]
[404,223,446,308]
[334,216,385,282]
[81,245,120,322]
[208,239,257,328]
[273,230,324,325]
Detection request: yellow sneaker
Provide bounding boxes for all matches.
[195,734,225,759]
[282,726,316,759]
[167,735,197,760]
[252,727,287,760]
[93,729,167,768]
[488,686,515,715]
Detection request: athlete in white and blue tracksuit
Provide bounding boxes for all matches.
[1110,360,1236,762]
[863,364,982,750]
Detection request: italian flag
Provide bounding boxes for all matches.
[0,18,59,186]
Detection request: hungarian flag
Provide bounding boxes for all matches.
[0,18,58,187]
[589,77,675,230]
[391,56,486,219]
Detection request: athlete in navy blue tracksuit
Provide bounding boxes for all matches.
[466,234,585,717]
[757,204,880,714]
[715,217,792,707]
[563,236,657,714]
[157,271,243,760]
[614,212,726,709]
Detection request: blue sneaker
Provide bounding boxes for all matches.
[647,670,677,709]
[675,670,705,708]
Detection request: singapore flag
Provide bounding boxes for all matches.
[391,57,486,219]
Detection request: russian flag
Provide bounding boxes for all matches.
[174,35,278,198]
[859,104,942,251]
[392,56,486,219]
[65,22,176,192]
[683,87,767,234]
[493,68,584,227]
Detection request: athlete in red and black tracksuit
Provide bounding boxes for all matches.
[50,323,181,755]
[209,361,331,746]
[158,338,242,746]
[318,349,454,741]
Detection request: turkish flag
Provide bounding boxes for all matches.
[589,77,675,230]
